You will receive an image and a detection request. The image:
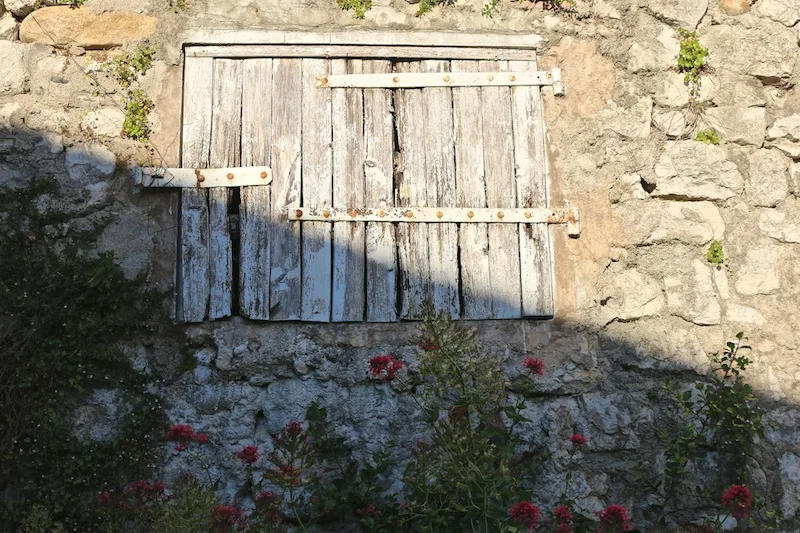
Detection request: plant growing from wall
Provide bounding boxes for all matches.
[706,240,724,266]
[122,89,155,140]
[696,129,720,145]
[677,29,709,98]
[103,45,156,142]
[336,0,372,18]
[169,0,188,11]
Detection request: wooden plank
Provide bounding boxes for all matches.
[395,61,430,320]
[481,60,522,319]
[181,30,543,50]
[317,70,555,88]
[422,60,459,318]
[135,166,271,188]
[206,59,241,320]
[510,59,554,317]
[452,60,491,319]
[186,45,539,62]
[179,56,213,323]
[240,58,273,320]
[301,58,333,322]
[331,59,366,322]
[363,59,397,322]
[269,58,303,320]
[291,206,579,226]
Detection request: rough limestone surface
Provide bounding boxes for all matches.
[704,24,799,85]
[726,303,766,325]
[704,106,767,146]
[72,389,133,444]
[747,149,790,207]
[627,18,677,73]
[613,200,725,246]
[791,163,800,195]
[4,0,36,17]
[20,7,158,49]
[652,109,688,137]
[652,141,744,200]
[757,0,800,26]
[780,453,800,519]
[597,269,664,321]
[81,108,125,137]
[664,260,721,325]
[0,12,18,41]
[655,72,716,108]
[646,0,708,28]
[0,41,29,96]
[602,97,652,139]
[768,114,800,141]
[719,0,750,14]
[734,244,782,295]
[709,71,767,108]
[759,208,800,243]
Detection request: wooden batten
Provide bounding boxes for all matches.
[135,167,272,188]
[316,70,558,89]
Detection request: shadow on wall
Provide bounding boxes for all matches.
[2,125,800,527]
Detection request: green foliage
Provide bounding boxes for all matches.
[105,45,157,89]
[707,240,724,266]
[0,181,163,529]
[677,29,709,97]
[35,0,85,7]
[169,0,188,11]
[122,89,154,141]
[696,129,720,145]
[153,477,217,532]
[482,0,500,17]
[336,0,372,18]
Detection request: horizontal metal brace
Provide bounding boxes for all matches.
[290,206,580,236]
[133,166,272,188]
[316,69,564,94]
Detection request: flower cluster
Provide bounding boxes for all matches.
[552,505,574,533]
[211,504,247,532]
[254,490,282,524]
[369,354,405,381]
[569,433,587,447]
[509,501,541,531]
[166,424,209,451]
[596,505,633,532]
[523,356,545,376]
[722,484,752,519]
[418,336,438,351]
[97,480,168,513]
[356,503,382,518]
[235,445,260,465]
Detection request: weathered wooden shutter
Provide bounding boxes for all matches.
[149,34,574,323]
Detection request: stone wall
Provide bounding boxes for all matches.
[1,0,800,527]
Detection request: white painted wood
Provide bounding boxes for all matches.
[301,58,333,322]
[452,60,491,320]
[395,61,430,320]
[291,206,578,225]
[181,30,543,50]
[135,167,271,188]
[422,60,459,319]
[187,45,538,62]
[510,59,554,317]
[481,60,522,319]
[269,58,303,320]
[550,68,565,96]
[179,56,213,323]
[363,59,397,323]
[240,58,273,320]
[317,71,555,89]
[331,59,366,322]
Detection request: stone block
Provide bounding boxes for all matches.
[5,0,36,17]
[757,0,800,26]
[767,114,800,141]
[602,97,652,139]
[0,41,30,96]
[664,260,721,325]
[81,108,125,137]
[599,269,665,321]
[726,304,766,325]
[65,144,116,180]
[719,0,750,13]
[780,453,800,519]
[0,12,18,41]
[704,106,766,146]
[653,141,744,200]
[20,7,157,49]
[655,72,717,108]
[647,0,708,28]
[710,71,767,108]
[759,207,800,243]
[614,200,725,246]
[627,20,678,73]
[791,163,800,195]
[747,149,790,207]
[735,244,781,295]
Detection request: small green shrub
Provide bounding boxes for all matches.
[677,29,709,97]
[336,0,372,18]
[122,89,154,141]
[707,240,724,265]
[696,129,720,145]
[481,0,500,17]
[105,46,156,89]
[169,0,188,11]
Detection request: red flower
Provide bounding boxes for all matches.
[270,464,302,486]
[369,355,405,381]
[356,503,382,519]
[722,485,752,519]
[97,491,113,505]
[596,505,633,532]
[552,506,574,533]
[419,337,438,351]
[284,420,305,439]
[121,480,166,503]
[166,424,209,450]
[211,504,246,531]
[509,501,541,531]
[569,433,587,447]
[195,433,210,444]
[235,445,260,464]
[523,357,544,375]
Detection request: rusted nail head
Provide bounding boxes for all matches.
[443,75,451,83]
[227,172,234,180]
[497,211,504,219]
[323,210,331,218]
[524,211,532,219]
[467,210,474,218]
[379,210,386,217]
[405,210,413,218]
[197,174,205,182]
[392,76,400,83]
[295,209,303,218]
[260,171,268,179]
[349,209,357,218]
[509,75,516,82]
[436,211,443,218]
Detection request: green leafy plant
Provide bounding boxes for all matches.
[122,89,154,141]
[677,29,709,98]
[336,0,372,18]
[105,46,157,89]
[707,240,724,266]
[696,129,720,145]
[169,0,188,11]
[482,0,501,17]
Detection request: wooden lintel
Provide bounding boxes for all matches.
[316,71,556,89]
[134,166,272,188]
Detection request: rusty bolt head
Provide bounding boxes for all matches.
[392,76,400,83]
[405,210,414,219]
[443,75,451,83]
[379,210,386,217]
[295,209,303,218]
[349,209,357,218]
[497,211,504,219]
[323,210,331,218]
[524,212,532,219]
[197,174,205,182]
[509,75,516,82]
[467,210,474,219]
[227,173,234,180]
[260,171,268,179]
[436,211,443,218]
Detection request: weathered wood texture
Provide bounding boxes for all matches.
[207,58,242,320]
[480,60,523,319]
[301,58,333,322]
[291,206,577,225]
[510,59,554,317]
[188,45,538,61]
[363,59,397,322]
[452,60,492,319]
[395,61,430,320]
[240,58,273,320]
[179,56,213,322]
[331,59,367,322]
[135,166,271,188]
[317,70,555,88]
[269,58,303,320]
